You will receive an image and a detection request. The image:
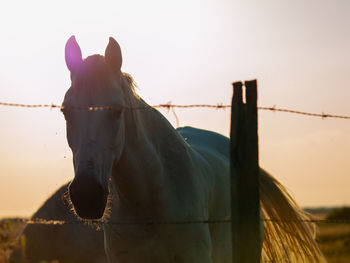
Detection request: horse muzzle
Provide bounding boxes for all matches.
[69,173,108,219]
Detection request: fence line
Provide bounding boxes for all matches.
[5,217,350,226]
[1,101,350,120]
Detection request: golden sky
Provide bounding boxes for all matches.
[0,0,349,217]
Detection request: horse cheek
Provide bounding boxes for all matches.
[113,120,125,162]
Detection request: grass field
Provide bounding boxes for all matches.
[0,216,349,262]
[317,223,350,263]
[0,219,25,263]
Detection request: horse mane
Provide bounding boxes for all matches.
[120,72,144,128]
[121,72,138,97]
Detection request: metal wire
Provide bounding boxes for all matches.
[6,217,350,226]
[259,106,350,120]
[0,102,62,109]
[1,101,350,119]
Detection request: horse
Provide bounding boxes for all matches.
[8,182,107,263]
[62,35,326,263]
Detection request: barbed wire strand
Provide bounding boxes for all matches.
[1,101,350,120]
[4,217,350,226]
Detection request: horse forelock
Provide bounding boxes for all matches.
[66,53,144,127]
[69,55,140,101]
[81,55,109,76]
[69,55,111,95]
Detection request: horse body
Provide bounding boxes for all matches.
[63,36,326,263]
[177,127,235,261]
[104,116,236,262]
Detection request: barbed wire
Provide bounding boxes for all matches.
[0,102,62,109]
[1,101,350,120]
[258,106,350,120]
[4,217,350,226]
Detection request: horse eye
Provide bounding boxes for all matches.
[61,107,71,121]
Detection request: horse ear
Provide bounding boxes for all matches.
[105,37,122,73]
[65,36,83,72]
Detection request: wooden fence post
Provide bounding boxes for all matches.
[230,80,261,262]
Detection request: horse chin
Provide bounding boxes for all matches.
[68,177,108,220]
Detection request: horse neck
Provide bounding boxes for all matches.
[112,99,188,215]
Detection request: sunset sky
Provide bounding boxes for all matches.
[0,0,349,217]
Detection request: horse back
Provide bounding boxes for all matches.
[177,126,229,158]
[177,126,230,218]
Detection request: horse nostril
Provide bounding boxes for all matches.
[69,176,108,219]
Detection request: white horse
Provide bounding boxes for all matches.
[63,36,326,263]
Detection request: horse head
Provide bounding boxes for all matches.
[62,36,126,219]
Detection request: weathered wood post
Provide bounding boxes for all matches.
[230,80,261,262]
